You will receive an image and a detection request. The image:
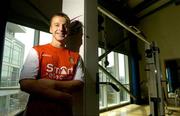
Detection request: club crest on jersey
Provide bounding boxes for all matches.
[69,56,75,64]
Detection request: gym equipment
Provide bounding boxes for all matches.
[98,5,165,116]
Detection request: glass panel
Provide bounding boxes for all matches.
[106,52,115,76]
[11,67,20,86]
[1,65,9,86]
[105,52,117,106]
[118,54,125,83]
[107,85,117,106]
[0,96,7,116]
[98,47,130,110]
[0,22,34,115]
[3,40,11,63]
[118,54,130,102]
[0,91,28,116]
[39,31,52,45]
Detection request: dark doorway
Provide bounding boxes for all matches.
[165,59,180,92]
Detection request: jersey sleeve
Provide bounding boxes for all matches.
[73,56,85,82]
[20,48,39,80]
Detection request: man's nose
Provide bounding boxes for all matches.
[57,25,65,32]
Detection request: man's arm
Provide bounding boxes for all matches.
[54,80,84,93]
[19,48,84,99]
[19,79,73,101]
[19,79,83,99]
[56,56,85,93]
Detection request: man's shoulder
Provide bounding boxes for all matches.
[67,49,80,57]
[33,44,50,51]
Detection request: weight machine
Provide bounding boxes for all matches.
[145,42,165,116]
[98,5,165,116]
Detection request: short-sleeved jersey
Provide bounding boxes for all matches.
[20,44,84,116]
[20,44,84,81]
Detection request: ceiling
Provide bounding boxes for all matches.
[98,0,175,25]
[97,0,177,53]
[6,0,178,53]
[7,0,177,32]
[8,0,62,32]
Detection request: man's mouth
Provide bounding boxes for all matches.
[60,35,65,37]
[56,33,65,37]
[55,31,66,37]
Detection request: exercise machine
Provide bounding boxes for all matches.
[98,5,165,116]
[145,42,165,116]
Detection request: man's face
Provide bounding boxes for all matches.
[50,16,69,42]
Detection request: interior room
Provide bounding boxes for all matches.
[0,0,180,116]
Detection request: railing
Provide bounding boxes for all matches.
[99,64,136,100]
[0,81,19,87]
[0,86,28,116]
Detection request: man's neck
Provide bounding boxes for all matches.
[50,41,65,48]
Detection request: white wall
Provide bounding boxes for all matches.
[62,0,99,116]
[62,0,84,57]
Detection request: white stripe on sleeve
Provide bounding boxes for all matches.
[73,57,85,82]
[20,48,39,80]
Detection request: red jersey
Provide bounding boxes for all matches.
[33,44,80,80]
[19,44,84,116]
[20,44,84,81]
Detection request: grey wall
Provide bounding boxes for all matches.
[138,3,180,98]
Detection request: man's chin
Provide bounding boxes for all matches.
[56,36,65,40]
[54,35,67,41]
[58,38,66,43]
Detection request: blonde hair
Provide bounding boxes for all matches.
[50,12,70,26]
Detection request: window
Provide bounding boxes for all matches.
[12,44,23,66]
[98,48,130,109]
[3,39,12,63]
[0,22,54,116]
[39,31,52,45]
[0,22,35,115]
[0,22,53,115]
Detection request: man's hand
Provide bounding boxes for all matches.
[54,80,84,93]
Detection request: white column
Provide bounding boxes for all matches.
[62,0,84,57]
[62,0,99,116]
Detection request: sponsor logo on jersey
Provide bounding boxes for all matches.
[46,63,73,80]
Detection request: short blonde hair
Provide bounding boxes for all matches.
[50,12,70,26]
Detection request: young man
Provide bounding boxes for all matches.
[19,13,84,116]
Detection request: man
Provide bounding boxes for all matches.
[19,12,84,116]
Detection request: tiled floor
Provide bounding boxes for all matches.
[100,104,180,116]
